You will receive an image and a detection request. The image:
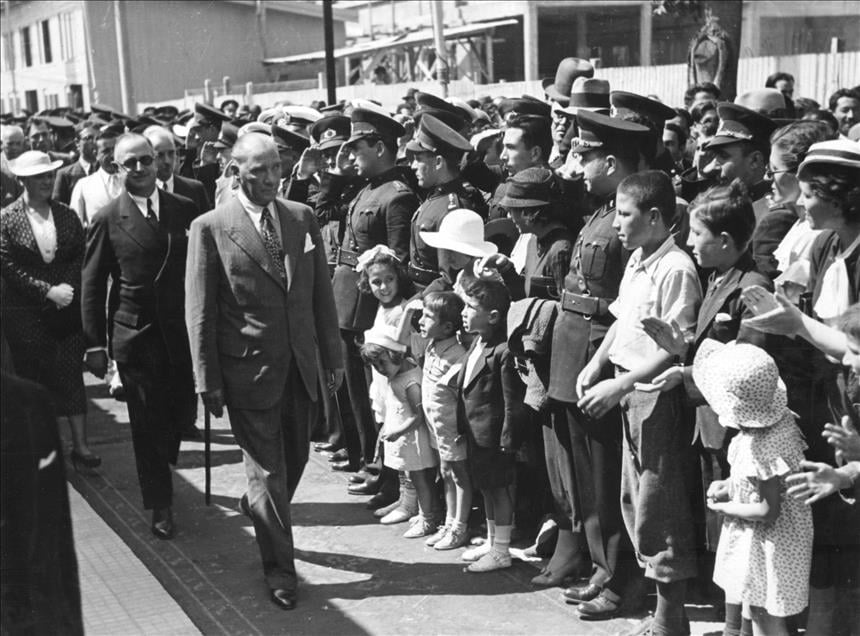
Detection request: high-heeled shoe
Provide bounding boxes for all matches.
[70,449,102,471]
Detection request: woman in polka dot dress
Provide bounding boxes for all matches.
[693,339,813,636]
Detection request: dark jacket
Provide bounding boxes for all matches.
[52,161,91,206]
[751,203,797,280]
[173,174,211,215]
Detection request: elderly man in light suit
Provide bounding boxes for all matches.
[185,133,342,611]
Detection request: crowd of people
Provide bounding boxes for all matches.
[1,58,859,635]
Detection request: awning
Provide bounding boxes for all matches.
[262,18,519,66]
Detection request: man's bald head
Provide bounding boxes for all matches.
[143,126,177,181]
[232,133,281,206]
[1,125,26,160]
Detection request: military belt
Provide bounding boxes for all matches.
[560,290,611,318]
[336,247,360,268]
[407,262,438,285]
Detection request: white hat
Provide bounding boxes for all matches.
[420,208,498,258]
[8,150,63,177]
[363,324,407,353]
[692,339,791,429]
[797,139,860,179]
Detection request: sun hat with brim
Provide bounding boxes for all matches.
[420,208,498,258]
[692,339,791,430]
[796,139,860,180]
[363,325,407,353]
[499,167,554,208]
[9,151,63,177]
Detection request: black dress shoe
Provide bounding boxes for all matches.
[269,588,296,611]
[313,442,338,453]
[181,425,203,441]
[331,460,358,472]
[347,478,380,496]
[366,489,398,510]
[151,507,175,540]
[563,582,602,604]
[327,448,349,463]
[348,474,365,484]
[577,591,621,621]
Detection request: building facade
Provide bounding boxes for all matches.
[1,0,353,115]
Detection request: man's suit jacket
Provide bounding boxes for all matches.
[751,204,796,280]
[456,336,525,450]
[81,189,198,367]
[52,161,91,205]
[172,175,211,215]
[185,196,341,410]
[1,168,22,208]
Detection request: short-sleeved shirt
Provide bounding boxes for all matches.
[608,235,701,371]
[421,335,466,430]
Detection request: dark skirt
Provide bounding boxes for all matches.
[3,306,86,416]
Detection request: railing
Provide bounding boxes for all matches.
[141,51,860,113]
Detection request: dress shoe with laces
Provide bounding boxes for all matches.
[269,588,296,611]
[327,448,349,463]
[434,526,469,551]
[577,590,621,621]
[151,507,174,540]
[348,476,379,495]
[330,460,358,472]
[313,442,338,453]
[563,582,602,604]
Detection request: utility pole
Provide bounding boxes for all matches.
[113,0,132,113]
[431,0,448,97]
[323,0,337,105]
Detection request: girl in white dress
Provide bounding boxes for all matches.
[693,339,813,636]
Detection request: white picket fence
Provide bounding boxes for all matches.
[142,51,860,113]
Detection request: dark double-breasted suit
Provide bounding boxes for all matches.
[81,189,198,510]
[185,195,341,592]
[172,175,211,215]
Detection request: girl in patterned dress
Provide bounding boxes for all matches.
[360,325,439,539]
[693,339,813,636]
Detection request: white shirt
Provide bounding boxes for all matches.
[78,157,94,175]
[158,175,174,193]
[464,337,485,386]
[608,236,702,371]
[129,190,159,222]
[25,206,57,263]
[69,168,123,226]
[236,188,281,244]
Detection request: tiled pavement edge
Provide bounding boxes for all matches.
[66,374,723,635]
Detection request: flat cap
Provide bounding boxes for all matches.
[194,102,231,126]
[610,90,675,125]
[542,57,594,106]
[271,123,310,151]
[570,110,650,154]
[499,166,554,208]
[405,113,472,156]
[344,108,405,146]
[707,102,778,149]
[310,114,351,150]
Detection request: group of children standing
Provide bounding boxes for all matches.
[343,168,857,635]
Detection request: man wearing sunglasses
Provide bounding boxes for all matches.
[81,132,199,542]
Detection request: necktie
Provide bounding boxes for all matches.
[160,180,170,193]
[88,163,97,176]
[260,206,287,283]
[146,197,158,227]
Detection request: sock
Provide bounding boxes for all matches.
[445,515,455,528]
[740,617,753,636]
[653,580,687,636]
[487,520,496,546]
[452,519,467,533]
[723,603,742,636]
[493,525,512,555]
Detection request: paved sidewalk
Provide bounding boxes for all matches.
[70,485,200,635]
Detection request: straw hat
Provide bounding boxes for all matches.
[8,150,63,177]
[797,139,860,180]
[419,208,498,258]
[692,339,791,430]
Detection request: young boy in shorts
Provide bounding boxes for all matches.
[457,277,526,572]
[414,291,472,550]
[576,170,702,630]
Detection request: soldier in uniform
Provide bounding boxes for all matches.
[179,103,229,205]
[701,103,782,277]
[406,114,488,291]
[610,91,677,175]
[546,111,652,620]
[330,108,420,472]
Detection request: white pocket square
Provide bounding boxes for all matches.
[303,234,315,253]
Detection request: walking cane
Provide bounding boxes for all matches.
[204,409,211,505]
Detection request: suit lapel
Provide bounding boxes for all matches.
[463,340,493,392]
[225,198,286,291]
[695,267,743,341]
[116,191,160,251]
[274,199,299,292]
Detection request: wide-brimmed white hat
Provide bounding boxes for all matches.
[363,324,407,353]
[692,339,791,430]
[8,150,63,177]
[420,208,498,258]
